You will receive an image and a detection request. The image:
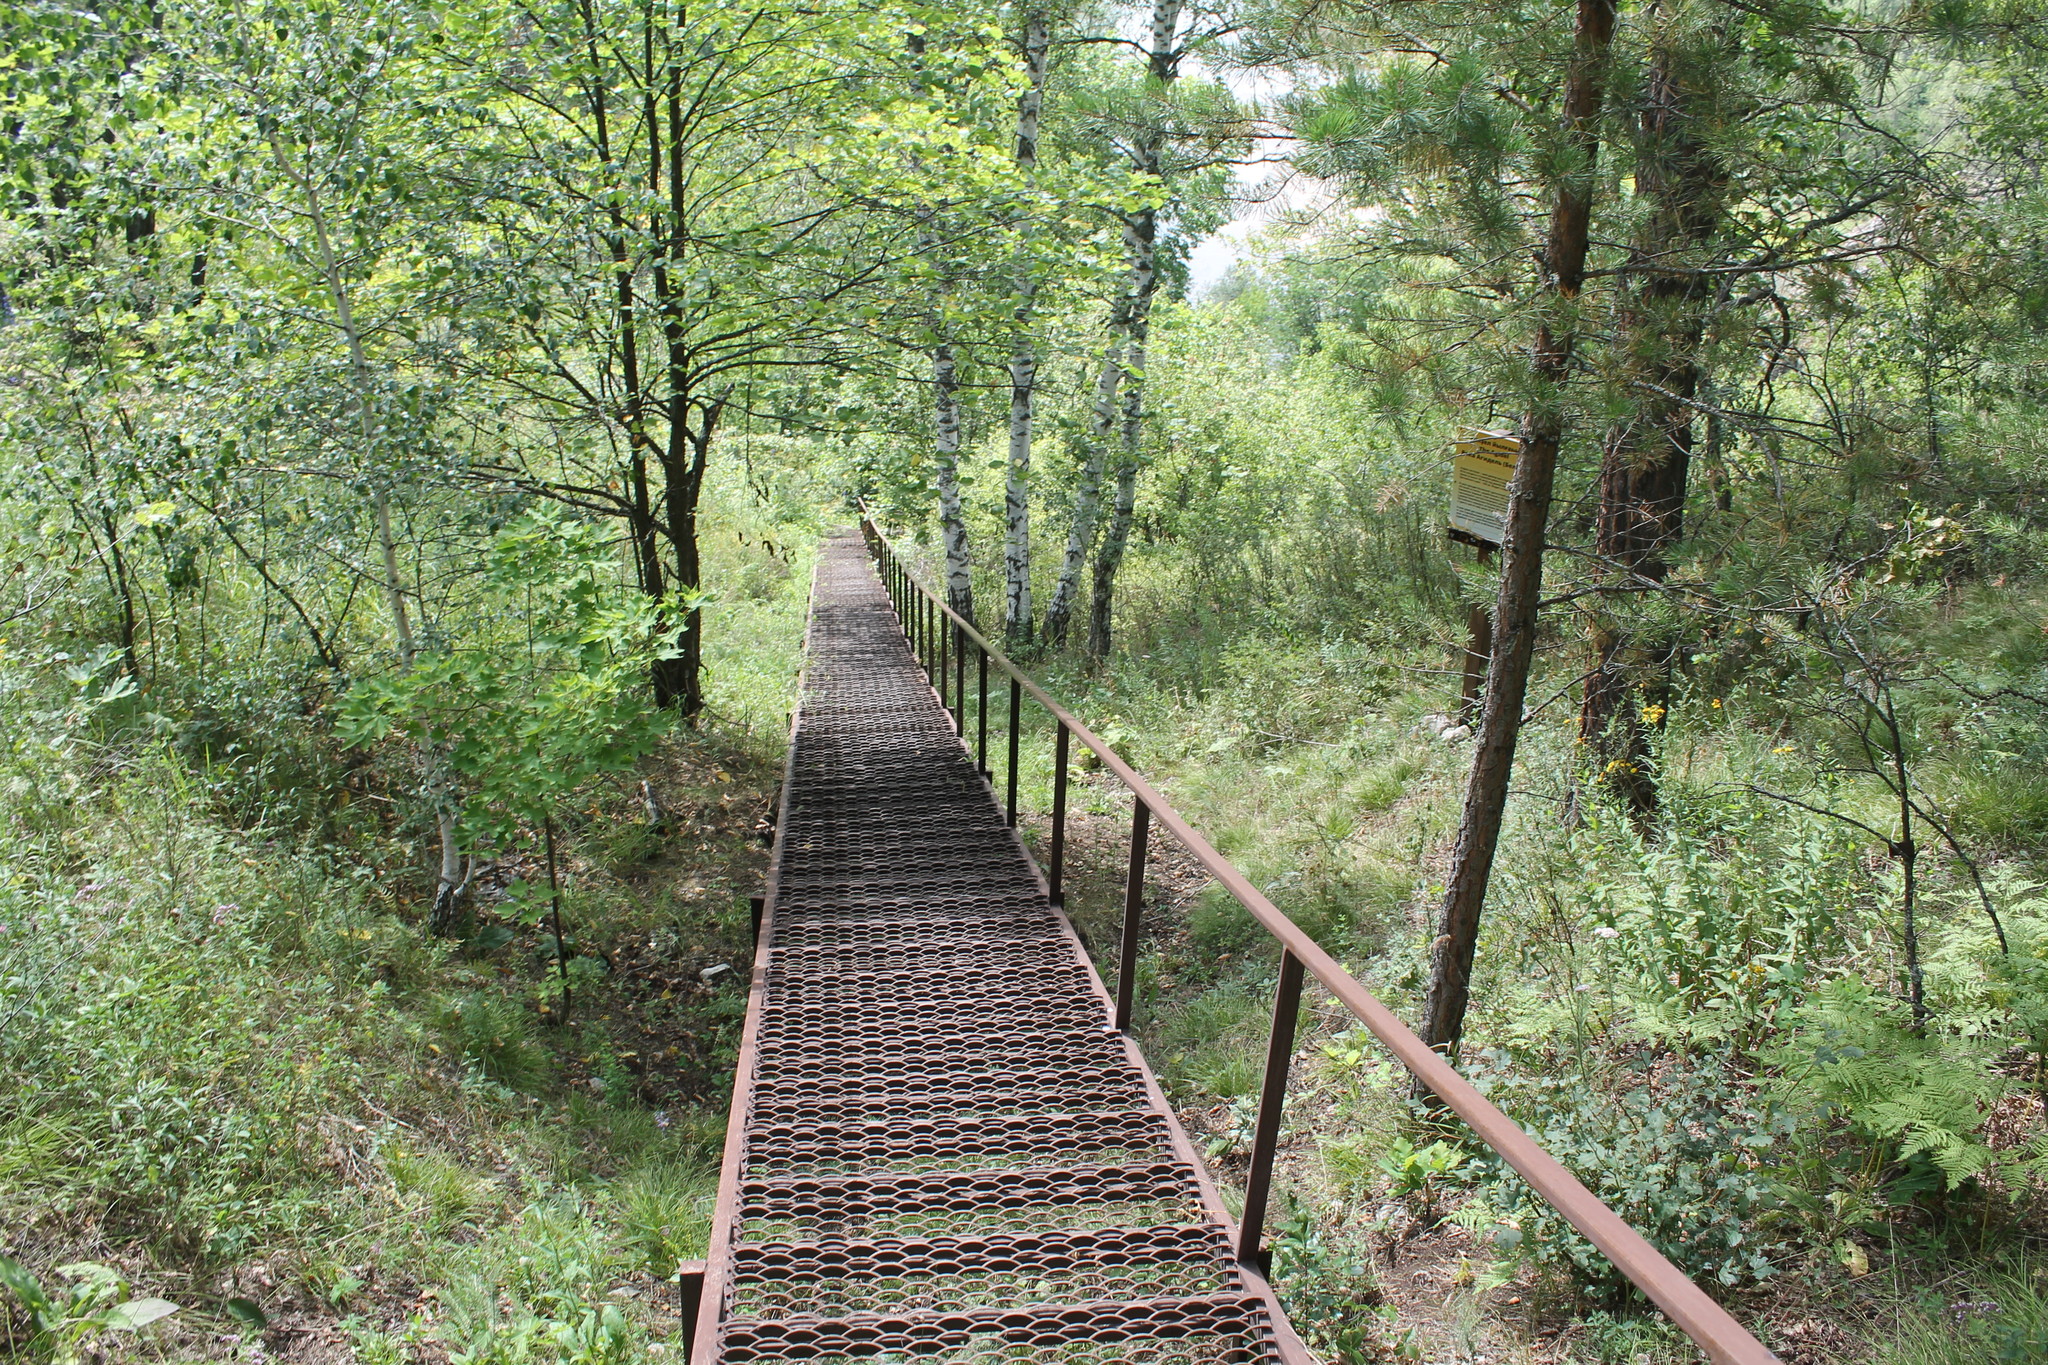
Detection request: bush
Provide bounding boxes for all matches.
[1458,1052,1792,1296]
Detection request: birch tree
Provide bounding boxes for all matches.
[1003,4,1054,645]
[1042,0,1239,654]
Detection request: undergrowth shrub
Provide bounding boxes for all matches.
[1458,1052,1792,1296]
[1526,796,1866,1050]
[436,1192,647,1365]
[1269,1198,1405,1364]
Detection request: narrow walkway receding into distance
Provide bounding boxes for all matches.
[693,531,1305,1364]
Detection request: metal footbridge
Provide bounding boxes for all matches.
[685,528,1779,1365]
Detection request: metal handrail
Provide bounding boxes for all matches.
[859,517,1780,1365]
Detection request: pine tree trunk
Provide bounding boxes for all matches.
[933,342,975,621]
[1419,0,1617,1062]
[1577,9,1729,821]
[1003,8,1051,647]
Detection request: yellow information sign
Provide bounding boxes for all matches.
[1449,430,1520,547]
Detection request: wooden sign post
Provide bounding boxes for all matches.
[1446,430,1520,721]
[1448,429,1520,550]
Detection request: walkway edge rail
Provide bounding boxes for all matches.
[859,517,1780,1365]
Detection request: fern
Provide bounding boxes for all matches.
[1775,977,2005,1192]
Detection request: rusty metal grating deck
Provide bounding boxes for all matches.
[695,532,1300,1363]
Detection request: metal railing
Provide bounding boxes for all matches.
[860,518,1780,1365]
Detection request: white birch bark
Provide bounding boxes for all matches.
[1087,0,1181,660]
[1003,7,1051,645]
[932,342,975,620]
[1041,335,1122,646]
[1088,325,1146,659]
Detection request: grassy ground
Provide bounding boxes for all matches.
[0,522,812,1364]
[963,558,2048,1364]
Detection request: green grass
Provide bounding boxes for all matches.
[1869,1260,2048,1364]
[0,478,817,1361]
[0,752,735,1358]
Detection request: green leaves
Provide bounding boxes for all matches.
[0,1256,181,1364]
[103,1297,181,1330]
[1774,976,2007,1194]
[0,1254,55,1321]
[338,507,676,848]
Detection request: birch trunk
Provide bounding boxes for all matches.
[1088,306,1147,658]
[933,342,975,620]
[1087,425,1140,659]
[1003,7,1051,646]
[1041,337,1121,646]
[1419,0,1617,1061]
[1004,343,1036,643]
[1084,0,1181,662]
[269,133,463,930]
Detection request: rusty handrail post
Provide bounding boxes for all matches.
[977,644,990,776]
[1048,722,1070,904]
[953,621,966,736]
[1239,948,1306,1269]
[1006,677,1022,826]
[938,601,950,709]
[1115,798,1151,1032]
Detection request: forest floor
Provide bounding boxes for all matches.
[0,722,780,1365]
[300,727,781,1363]
[0,509,815,1365]
[1023,720,2039,1365]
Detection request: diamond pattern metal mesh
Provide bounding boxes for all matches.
[698,533,1288,1362]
